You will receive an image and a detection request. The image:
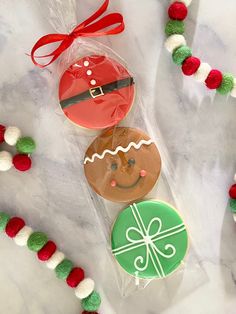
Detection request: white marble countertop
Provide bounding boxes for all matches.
[0,0,236,313]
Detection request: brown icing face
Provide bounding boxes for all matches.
[84,127,162,203]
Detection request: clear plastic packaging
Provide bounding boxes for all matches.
[35,0,208,308]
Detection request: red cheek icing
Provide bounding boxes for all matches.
[111,180,117,187]
[140,170,147,177]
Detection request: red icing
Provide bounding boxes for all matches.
[59,55,135,130]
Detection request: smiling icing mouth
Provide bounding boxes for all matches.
[113,176,142,189]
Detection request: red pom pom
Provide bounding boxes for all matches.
[5,217,25,238]
[0,125,6,143]
[229,184,236,199]
[182,57,201,76]
[205,70,223,89]
[13,154,32,172]
[66,267,85,288]
[168,1,188,20]
[37,241,57,261]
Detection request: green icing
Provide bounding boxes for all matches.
[55,259,73,280]
[111,200,188,279]
[165,20,185,36]
[81,291,101,312]
[229,198,236,213]
[27,232,48,252]
[0,212,10,231]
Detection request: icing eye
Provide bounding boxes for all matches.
[111,162,118,171]
[128,158,135,166]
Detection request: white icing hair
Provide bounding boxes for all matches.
[84,139,154,164]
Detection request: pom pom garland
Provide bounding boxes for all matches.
[81,291,102,312]
[4,126,21,146]
[165,0,236,97]
[229,184,236,199]
[165,20,185,36]
[0,125,6,143]
[228,176,236,223]
[55,259,73,280]
[0,124,36,172]
[168,2,188,21]
[182,56,200,76]
[172,45,192,66]
[0,211,101,313]
[27,232,48,252]
[165,34,186,53]
[5,217,25,238]
[37,240,57,261]
[75,278,95,299]
[0,151,13,171]
[205,70,223,90]
[66,267,85,288]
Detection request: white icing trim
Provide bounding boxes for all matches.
[112,203,186,278]
[84,139,154,164]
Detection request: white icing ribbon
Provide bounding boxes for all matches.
[84,139,154,164]
[112,203,186,278]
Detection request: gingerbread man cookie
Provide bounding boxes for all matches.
[59,55,135,130]
[84,127,162,203]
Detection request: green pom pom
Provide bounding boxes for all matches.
[81,291,101,312]
[0,212,10,231]
[229,198,236,213]
[165,20,185,36]
[55,259,73,280]
[172,45,192,66]
[27,232,48,252]
[16,137,36,154]
[217,73,235,95]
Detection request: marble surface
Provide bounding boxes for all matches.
[0,0,236,313]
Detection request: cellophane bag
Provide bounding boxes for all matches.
[33,0,207,311]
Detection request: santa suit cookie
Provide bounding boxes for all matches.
[84,127,162,203]
[59,55,135,130]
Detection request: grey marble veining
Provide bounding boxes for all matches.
[0,0,236,313]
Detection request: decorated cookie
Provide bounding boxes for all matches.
[59,55,135,130]
[84,127,161,202]
[111,200,188,279]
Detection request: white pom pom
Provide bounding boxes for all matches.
[4,126,21,146]
[233,213,236,223]
[194,63,212,83]
[46,251,65,270]
[234,173,236,183]
[75,278,95,299]
[230,78,236,98]
[14,226,33,246]
[0,151,12,171]
[170,0,192,6]
[165,34,186,53]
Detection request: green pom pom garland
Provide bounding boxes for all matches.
[16,136,36,154]
[0,211,101,313]
[81,291,102,312]
[55,259,73,280]
[165,0,236,97]
[165,20,185,36]
[27,232,48,252]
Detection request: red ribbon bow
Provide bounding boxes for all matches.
[31,0,124,67]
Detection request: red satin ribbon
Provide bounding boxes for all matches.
[31,0,125,67]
